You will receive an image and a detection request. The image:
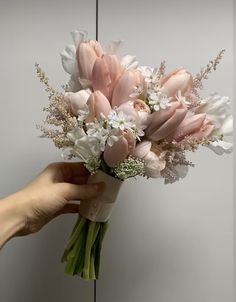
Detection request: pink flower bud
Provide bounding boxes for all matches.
[104,131,136,167]
[112,70,143,107]
[145,101,187,141]
[76,40,103,81]
[171,113,207,141]
[92,54,122,100]
[86,91,112,123]
[149,108,187,141]
[160,68,193,98]
[187,119,215,140]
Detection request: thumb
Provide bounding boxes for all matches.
[55,182,106,201]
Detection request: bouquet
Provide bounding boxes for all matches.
[36,30,233,280]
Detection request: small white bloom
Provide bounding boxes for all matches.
[138,66,159,84]
[175,90,191,106]
[108,108,135,131]
[129,84,144,98]
[77,105,89,122]
[148,88,171,111]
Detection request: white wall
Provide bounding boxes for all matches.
[0,1,234,302]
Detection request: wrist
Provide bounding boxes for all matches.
[0,192,27,249]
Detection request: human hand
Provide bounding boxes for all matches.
[0,162,105,247]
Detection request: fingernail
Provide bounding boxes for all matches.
[94,182,106,193]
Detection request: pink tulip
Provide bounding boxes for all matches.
[187,119,215,140]
[92,54,122,100]
[170,113,207,141]
[112,70,143,107]
[85,91,112,123]
[63,90,91,115]
[145,101,187,141]
[160,68,193,98]
[132,141,166,178]
[104,131,136,167]
[149,109,187,141]
[76,40,103,81]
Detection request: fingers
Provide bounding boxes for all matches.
[42,162,90,183]
[55,182,106,201]
[70,174,90,185]
[55,203,80,216]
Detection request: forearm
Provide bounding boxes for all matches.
[0,193,26,249]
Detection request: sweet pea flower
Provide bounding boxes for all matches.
[104,131,136,167]
[92,54,122,100]
[76,40,103,82]
[160,68,193,98]
[112,70,143,107]
[85,91,112,123]
[194,93,233,154]
[63,89,91,115]
[145,101,187,141]
[132,141,166,178]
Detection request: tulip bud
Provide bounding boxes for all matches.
[92,54,122,100]
[149,108,187,141]
[104,131,136,167]
[160,68,193,98]
[112,70,143,107]
[86,91,112,123]
[171,113,207,141]
[76,40,103,80]
[145,101,187,141]
[187,120,214,140]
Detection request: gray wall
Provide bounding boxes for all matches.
[0,1,234,301]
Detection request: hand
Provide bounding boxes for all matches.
[0,162,105,247]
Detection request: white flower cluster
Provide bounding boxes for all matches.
[63,107,140,173]
[147,87,171,111]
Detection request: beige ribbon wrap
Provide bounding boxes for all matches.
[79,170,123,222]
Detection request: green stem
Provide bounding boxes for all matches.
[95,221,109,279]
[83,221,96,280]
[62,216,86,262]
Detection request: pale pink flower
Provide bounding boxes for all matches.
[170,113,207,141]
[103,131,136,167]
[133,141,166,178]
[63,90,91,115]
[76,40,103,81]
[85,91,112,123]
[112,70,143,107]
[92,54,122,100]
[160,68,193,98]
[145,101,187,141]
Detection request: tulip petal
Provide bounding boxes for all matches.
[112,70,142,107]
[145,101,181,137]
[149,108,187,141]
[92,57,111,98]
[86,91,112,122]
[76,40,103,80]
[171,113,206,141]
[104,136,129,167]
[132,141,152,159]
